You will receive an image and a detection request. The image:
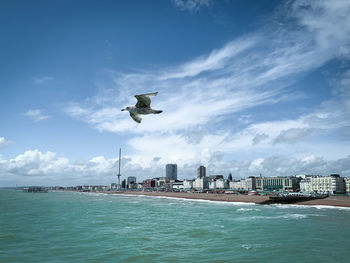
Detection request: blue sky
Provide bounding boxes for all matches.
[1,0,350,186]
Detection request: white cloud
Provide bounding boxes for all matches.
[33,76,54,85]
[0,150,116,186]
[291,0,350,58]
[252,133,269,145]
[273,128,316,145]
[1,149,350,186]
[24,109,49,122]
[172,0,211,13]
[159,37,257,79]
[0,137,10,149]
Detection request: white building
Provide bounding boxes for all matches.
[183,179,193,190]
[208,180,216,190]
[193,177,208,190]
[245,177,256,190]
[345,177,350,195]
[300,174,345,194]
[215,178,228,189]
[172,181,183,191]
[300,177,313,193]
[229,180,246,190]
[208,175,227,190]
[228,177,256,190]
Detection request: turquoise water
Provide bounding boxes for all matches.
[1,190,350,263]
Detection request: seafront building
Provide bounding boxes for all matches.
[193,176,208,190]
[215,178,228,189]
[126,176,137,189]
[171,181,184,191]
[156,177,169,188]
[142,179,156,189]
[54,168,348,196]
[183,179,193,190]
[229,180,247,190]
[255,176,299,192]
[126,163,348,196]
[166,164,177,180]
[299,174,346,194]
[110,183,118,190]
[193,165,208,190]
[208,178,228,190]
[346,177,350,195]
[300,178,313,193]
[208,175,227,190]
[245,177,256,190]
[229,177,257,191]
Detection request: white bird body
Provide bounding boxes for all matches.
[122,92,162,123]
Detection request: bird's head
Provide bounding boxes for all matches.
[121,106,131,112]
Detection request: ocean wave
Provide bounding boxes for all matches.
[271,203,350,210]
[302,205,350,210]
[237,208,261,212]
[280,213,308,219]
[241,243,262,250]
[236,213,308,221]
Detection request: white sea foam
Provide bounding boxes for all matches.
[236,213,308,221]
[241,244,262,250]
[237,208,261,212]
[300,205,350,210]
[78,192,108,197]
[241,244,252,250]
[280,213,307,219]
[271,203,350,210]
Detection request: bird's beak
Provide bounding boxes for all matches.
[121,109,125,111]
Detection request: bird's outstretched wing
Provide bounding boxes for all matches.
[129,112,142,123]
[135,92,158,108]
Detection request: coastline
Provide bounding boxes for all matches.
[96,191,350,208]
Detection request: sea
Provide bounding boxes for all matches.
[1,190,350,263]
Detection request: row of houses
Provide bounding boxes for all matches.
[140,165,350,195]
[181,175,300,192]
[56,165,350,195]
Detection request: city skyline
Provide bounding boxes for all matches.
[1,0,350,186]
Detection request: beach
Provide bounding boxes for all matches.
[105,191,350,207]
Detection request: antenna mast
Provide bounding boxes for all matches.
[117,148,121,190]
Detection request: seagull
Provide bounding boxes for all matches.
[121,92,163,123]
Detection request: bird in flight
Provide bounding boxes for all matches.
[121,92,163,123]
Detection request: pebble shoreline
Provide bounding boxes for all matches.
[95,191,350,208]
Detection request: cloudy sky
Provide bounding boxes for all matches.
[1,0,350,186]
